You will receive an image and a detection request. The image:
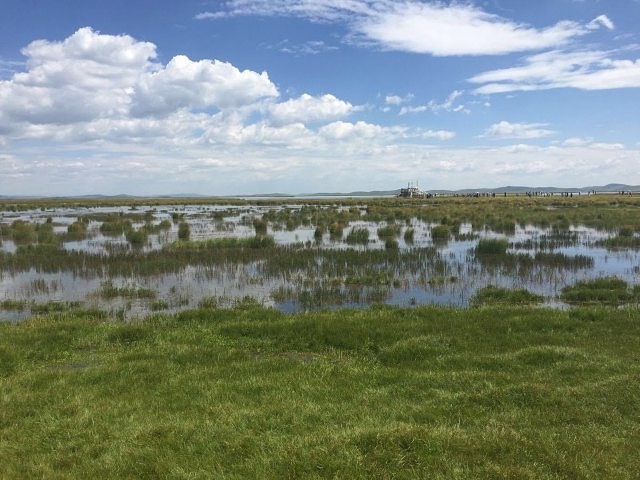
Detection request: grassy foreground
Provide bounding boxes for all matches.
[1,305,639,479]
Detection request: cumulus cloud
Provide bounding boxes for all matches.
[2,27,636,196]
[0,27,156,126]
[319,120,401,141]
[0,26,279,132]
[131,55,278,117]
[480,121,556,139]
[470,49,640,94]
[269,93,353,124]
[196,1,612,56]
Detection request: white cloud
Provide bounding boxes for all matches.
[470,50,640,94]
[354,3,597,56]
[319,120,400,141]
[399,105,428,115]
[131,55,278,117]
[480,121,556,139]
[588,15,615,31]
[2,27,638,195]
[421,130,456,140]
[276,40,338,55]
[194,11,228,20]
[385,93,413,105]
[0,27,156,126]
[0,27,279,131]
[204,121,314,147]
[269,93,353,124]
[591,142,625,150]
[196,1,612,56]
[562,137,592,147]
[399,90,467,115]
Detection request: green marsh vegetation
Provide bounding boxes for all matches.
[346,227,370,245]
[0,299,27,310]
[2,196,640,475]
[561,277,640,305]
[1,304,640,477]
[1,194,639,312]
[403,227,415,243]
[475,238,509,255]
[431,224,451,242]
[124,228,148,248]
[596,226,640,249]
[471,285,544,306]
[376,223,402,240]
[100,280,156,300]
[177,221,191,240]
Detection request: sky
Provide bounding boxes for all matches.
[0,0,639,195]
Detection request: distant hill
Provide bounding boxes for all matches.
[0,184,638,199]
[302,183,640,197]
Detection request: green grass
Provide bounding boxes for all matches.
[165,235,275,250]
[431,224,451,241]
[29,301,83,314]
[1,305,639,478]
[100,281,156,299]
[177,222,191,240]
[561,277,640,305]
[150,300,169,311]
[125,229,147,248]
[345,228,370,245]
[471,285,544,306]
[403,227,415,243]
[476,238,509,255]
[0,299,27,310]
[597,234,640,249]
[376,224,401,240]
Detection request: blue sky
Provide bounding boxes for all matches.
[1,0,639,195]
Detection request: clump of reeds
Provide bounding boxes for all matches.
[377,224,402,240]
[431,225,451,242]
[198,297,218,309]
[329,222,345,240]
[100,280,156,299]
[253,218,268,235]
[471,285,543,306]
[126,229,148,248]
[475,238,509,255]
[10,220,36,244]
[346,228,369,245]
[385,238,399,250]
[0,299,27,311]
[404,228,415,244]
[164,236,275,250]
[178,222,190,240]
[561,277,639,305]
[100,218,132,235]
[151,300,169,311]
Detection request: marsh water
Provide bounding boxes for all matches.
[1,202,638,320]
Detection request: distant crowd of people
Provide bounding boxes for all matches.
[420,190,635,199]
[446,190,635,198]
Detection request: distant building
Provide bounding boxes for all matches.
[398,182,432,199]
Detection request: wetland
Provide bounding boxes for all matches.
[1,195,639,320]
